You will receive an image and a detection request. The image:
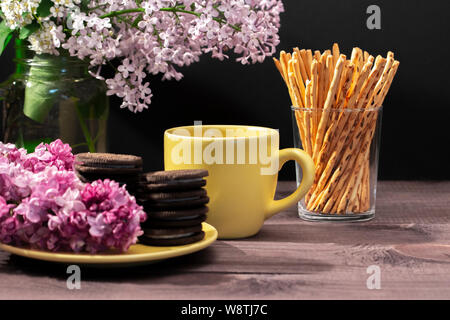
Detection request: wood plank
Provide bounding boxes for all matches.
[1,241,449,299]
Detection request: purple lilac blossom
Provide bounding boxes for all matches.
[0,140,146,253]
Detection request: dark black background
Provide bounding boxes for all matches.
[1,0,449,180]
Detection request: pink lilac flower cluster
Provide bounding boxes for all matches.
[2,0,284,113]
[0,140,146,253]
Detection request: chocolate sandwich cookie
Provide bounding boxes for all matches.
[75,153,143,174]
[142,193,210,209]
[134,169,208,192]
[134,179,207,192]
[139,225,205,246]
[146,206,209,220]
[76,172,140,185]
[138,188,207,201]
[75,153,143,186]
[143,206,209,228]
[143,215,207,228]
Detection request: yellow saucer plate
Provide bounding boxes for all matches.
[0,222,217,266]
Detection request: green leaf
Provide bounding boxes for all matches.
[36,0,53,18]
[23,138,54,153]
[19,22,39,39]
[23,55,61,123]
[0,20,13,55]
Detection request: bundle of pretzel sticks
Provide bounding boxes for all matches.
[274,43,399,214]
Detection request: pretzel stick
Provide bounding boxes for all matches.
[347,147,370,214]
[317,54,325,109]
[312,55,346,162]
[294,48,309,83]
[290,58,306,103]
[299,49,311,79]
[288,58,306,137]
[316,61,354,166]
[281,51,292,79]
[290,51,314,158]
[277,52,298,106]
[288,71,308,151]
[279,51,290,79]
[275,54,302,137]
[288,62,304,107]
[288,63,305,125]
[350,163,365,213]
[314,50,321,62]
[324,55,333,94]
[355,170,364,212]
[360,160,370,212]
[306,50,313,71]
[304,80,314,156]
[310,60,319,148]
[314,53,329,154]
[367,53,394,107]
[318,52,331,108]
[273,58,286,83]
[274,55,293,106]
[374,60,399,107]
[364,51,369,63]
[332,43,340,69]
[350,47,363,81]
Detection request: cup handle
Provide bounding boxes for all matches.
[265,148,315,220]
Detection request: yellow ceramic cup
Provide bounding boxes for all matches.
[164,125,315,239]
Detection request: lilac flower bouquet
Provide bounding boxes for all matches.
[0,139,147,253]
[0,0,284,113]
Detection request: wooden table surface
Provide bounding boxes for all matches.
[1,181,449,300]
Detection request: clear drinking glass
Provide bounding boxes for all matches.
[291,106,383,221]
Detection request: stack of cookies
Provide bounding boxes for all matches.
[74,153,209,246]
[74,153,143,185]
[132,170,210,246]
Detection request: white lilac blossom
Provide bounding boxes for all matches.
[1,0,284,112]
